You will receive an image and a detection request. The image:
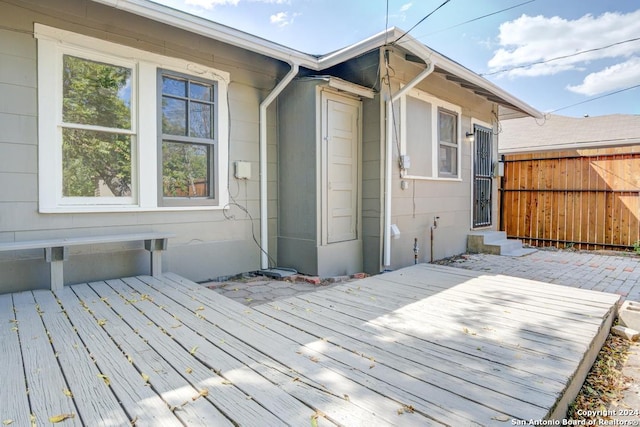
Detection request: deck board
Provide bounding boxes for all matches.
[0,294,32,426]
[31,290,130,426]
[58,286,180,426]
[0,264,620,425]
[12,291,82,426]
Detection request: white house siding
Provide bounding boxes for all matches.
[384,49,497,269]
[0,0,287,292]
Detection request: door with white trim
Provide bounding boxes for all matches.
[322,92,360,244]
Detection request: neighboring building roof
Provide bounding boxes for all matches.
[500,114,640,154]
[91,0,541,120]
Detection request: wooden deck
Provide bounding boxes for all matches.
[0,264,620,426]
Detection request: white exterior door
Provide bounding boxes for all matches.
[322,92,360,244]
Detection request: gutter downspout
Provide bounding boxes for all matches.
[383,56,434,268]
[259,62,299,270]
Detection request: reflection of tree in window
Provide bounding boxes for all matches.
[160,73,215,199]
[62,55,132,197]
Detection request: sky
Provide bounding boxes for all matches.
[150,0,640,118]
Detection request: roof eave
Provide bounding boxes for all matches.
[88,2,542,119]
[317,28,542,119]
[90,0,319,68]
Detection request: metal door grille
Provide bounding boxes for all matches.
[473,125,493,228]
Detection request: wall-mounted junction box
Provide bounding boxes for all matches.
[234,161,251,179]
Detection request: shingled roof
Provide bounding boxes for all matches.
[499,114,640,153]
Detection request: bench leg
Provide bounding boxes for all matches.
[50,261,64,291]
[44,246,68,291]
[145,239,168,278]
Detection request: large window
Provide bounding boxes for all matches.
[401,89,461,180]
[36,24,229,212]
[159,71,218,206]
[61,55,134,201]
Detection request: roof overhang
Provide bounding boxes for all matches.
[90,1,541,119]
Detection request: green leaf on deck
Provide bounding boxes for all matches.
[189,346,198,355]
[3,420,14,425]
[63,388,73,398]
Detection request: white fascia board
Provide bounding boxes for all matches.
[316,29,393,69]
[88,2,541,119]
[426,49,543,120]
[90,0,318,68]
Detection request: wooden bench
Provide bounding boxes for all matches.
[0,233,174,291]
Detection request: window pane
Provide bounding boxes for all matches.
[190,82,212,101]
[162,97,187,136]
[439,110,456,144]
[62,128,132,197]
[162,76,186,97]
[62,55,131,129]
[162,141,210,197]
[189,102,213,138]
[439,146,457,175]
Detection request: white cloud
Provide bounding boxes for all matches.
[270,11,298,27]
[487,10,640,92]
[399,3,412,13]
[567,56,640,95]
[185,0,239,8]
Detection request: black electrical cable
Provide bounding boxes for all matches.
[548,83,640,114]
[394,0,453,44]
[482,37,640,77]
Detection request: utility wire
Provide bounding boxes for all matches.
[548,83,640,114]
[482,36,640,77]
[396,0,536,43]
[394,0,452,44]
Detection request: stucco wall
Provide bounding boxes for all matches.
[0,0,287,292]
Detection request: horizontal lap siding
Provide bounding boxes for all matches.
[501,147,640,250]
[0,0,286,291]
[387,50,496,267]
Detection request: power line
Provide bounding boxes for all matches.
[394,0,452,44]
[397,0,537,43]
[482,37,640,77]
[548,84,640,114]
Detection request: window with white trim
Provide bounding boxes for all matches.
[401,89,461,180]
[35,24,229,212]
[438,108,458,177]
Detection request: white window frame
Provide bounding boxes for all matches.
[399,88,462,181]
[35,24,230,213]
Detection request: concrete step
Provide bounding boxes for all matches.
[485,238,524,254]
[501,247,538,257]
[467,231,537,257]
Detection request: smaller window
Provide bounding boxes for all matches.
[438,108,458,177]
[159,71,218,206]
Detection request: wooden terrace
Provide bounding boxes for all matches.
[0,264,620,426]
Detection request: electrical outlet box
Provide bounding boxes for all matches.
[234,161,251,179]
[400,154,411,169]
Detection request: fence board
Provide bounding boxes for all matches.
[501,148,640,250]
